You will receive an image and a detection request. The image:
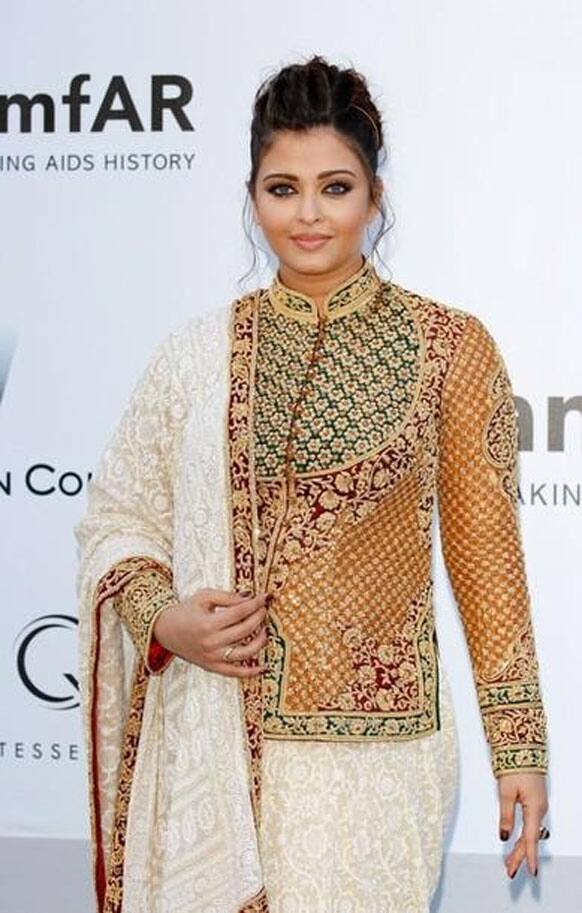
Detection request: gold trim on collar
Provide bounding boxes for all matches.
[267,255,383,323]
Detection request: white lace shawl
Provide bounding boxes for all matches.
[74,302,264,913]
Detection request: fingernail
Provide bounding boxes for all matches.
[500,829,510,841]
[510,871,516,880]
[534,867,538,877]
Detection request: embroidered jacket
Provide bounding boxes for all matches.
[103,257,548,779]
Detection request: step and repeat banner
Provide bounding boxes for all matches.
[1,1,580,910]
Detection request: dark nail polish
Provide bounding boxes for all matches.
[500,829,510,841]
[534,867,538,877]
[510,871,516,880]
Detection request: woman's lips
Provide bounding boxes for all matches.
[291,235,332,251]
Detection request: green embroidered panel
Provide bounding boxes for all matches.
[253,283,422,477]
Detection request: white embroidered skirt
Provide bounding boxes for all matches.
[257,667,459,913]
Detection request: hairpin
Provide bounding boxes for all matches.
[349,103,381,149]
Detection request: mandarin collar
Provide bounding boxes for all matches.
[267,256,382,324]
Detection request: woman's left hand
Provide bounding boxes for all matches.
[497,771,549,878]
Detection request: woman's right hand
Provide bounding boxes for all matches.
[152,588,270,678]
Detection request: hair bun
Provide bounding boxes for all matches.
[250,54,384,173]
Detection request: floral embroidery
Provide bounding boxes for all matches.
[484,361,520,504]
[254,283,423,477]
[228,268,547,789]
[438,314,548,777]
[228,291,267,831]
[268,255,382,323]
[97,556,176,675]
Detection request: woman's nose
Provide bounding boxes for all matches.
[295,193,322,222]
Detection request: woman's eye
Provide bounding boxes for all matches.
[325,182,352,194]
[266,182,352,197]
[267,184,294,196]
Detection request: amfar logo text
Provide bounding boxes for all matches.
[0,74,194,133]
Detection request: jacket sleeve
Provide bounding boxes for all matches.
[102,556,177,675]
[436,313,549,778]
[75,330,189,677]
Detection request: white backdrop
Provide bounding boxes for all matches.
[1,1,580,910]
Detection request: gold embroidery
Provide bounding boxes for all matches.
[477,619,548,776]
[96,556,176,675]
[484,361,520,503]
[228,266,548,789]
[229,276,462,745]
[239,886,270,913]
[103,660,149,912]
[263,471,437,738]
[438,315,548,776]
[228,291,267,833]
[89,559,161,913]
[490,746,548,778]
[267,255,382,324]
[252,283,465,743]
[254,282,423,477]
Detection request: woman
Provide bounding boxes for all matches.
[75,55,549,913]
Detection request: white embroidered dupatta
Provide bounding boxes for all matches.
[75,299,266,913]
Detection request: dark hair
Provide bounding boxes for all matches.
[238,54,395,290]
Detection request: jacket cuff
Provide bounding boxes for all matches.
[117,565,177,675]
[482,701,548,778]
[491,744,548,778]
[103,556,178,675]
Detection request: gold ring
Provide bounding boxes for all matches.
[222,644,236,662]
[539,826,550,840]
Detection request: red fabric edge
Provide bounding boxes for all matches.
[147,635,173,672]
[90,600,107,912]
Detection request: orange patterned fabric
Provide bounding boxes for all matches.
[78,259,548,913]
[226,256,548,778]
[437,314,547,775]
[94,257,548,784]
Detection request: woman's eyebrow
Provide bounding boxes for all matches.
[262,169,357,182]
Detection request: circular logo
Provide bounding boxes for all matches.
[15,614,79,710]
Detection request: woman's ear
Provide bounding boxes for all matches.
[367,176,383,223]
[249,189,260,227]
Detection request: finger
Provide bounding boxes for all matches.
[505,833,526,879]
[213,627,267,663]
[523,801,543,876]
[211,660,268,679]
[199,588,259,610]
[211,592,269,626]
[213,603,268,643]
[498,787,517,841]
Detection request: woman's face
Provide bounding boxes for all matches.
[252,126,381,279]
